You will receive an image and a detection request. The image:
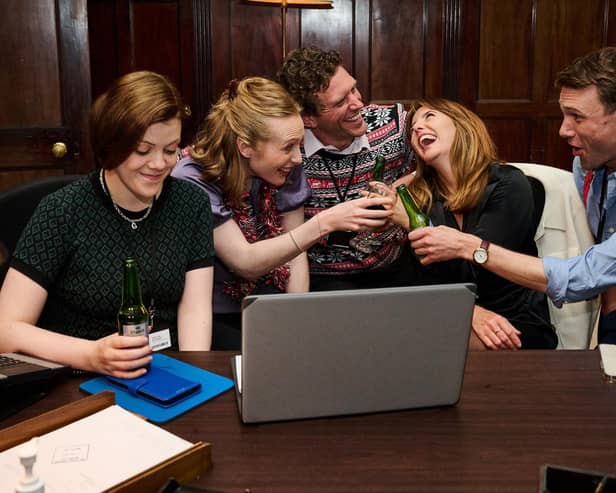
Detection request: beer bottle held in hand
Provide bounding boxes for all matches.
[371,155,385,182]
[367,156,387,210]
[117,257,149,337]
[396,184,429,230]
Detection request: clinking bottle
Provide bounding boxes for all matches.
[396,184,430,230]
[372,155,385,182]
[117,257,149,336]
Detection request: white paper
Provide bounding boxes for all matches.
[234,355,242,394]
[0,405,192,493]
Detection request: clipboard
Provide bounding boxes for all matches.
[80,353,234,423]
[0,391,211,493]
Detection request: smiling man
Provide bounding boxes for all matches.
[277,47,415,291]
[407,46,616,344]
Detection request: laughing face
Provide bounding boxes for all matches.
[105,117,181,210]
[241,114,304,188]
[409,106,457,169]
[559,85,616,172]
[307,66,367,150]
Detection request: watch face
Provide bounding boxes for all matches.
[473,248,488,264]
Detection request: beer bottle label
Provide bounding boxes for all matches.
[120,322,148,337]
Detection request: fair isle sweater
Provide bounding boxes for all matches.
[303,103,411,276]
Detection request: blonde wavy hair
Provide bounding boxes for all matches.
[190,77,301,207]
[405,98,498,213]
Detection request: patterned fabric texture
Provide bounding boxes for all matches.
[11,173,214,346]
[303,103,411,275]
[172,156,311,314]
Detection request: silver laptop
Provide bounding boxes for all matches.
[231,283,476,423]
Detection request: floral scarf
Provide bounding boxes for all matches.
[223,183,290,300]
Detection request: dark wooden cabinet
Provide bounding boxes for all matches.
[0,0,92,191]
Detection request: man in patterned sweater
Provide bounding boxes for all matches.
[277,47,416,290]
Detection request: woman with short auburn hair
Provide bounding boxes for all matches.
[0,71,215,377]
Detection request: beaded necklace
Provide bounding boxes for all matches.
[99,169,153,230]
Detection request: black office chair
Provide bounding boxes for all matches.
[0,174,81,284]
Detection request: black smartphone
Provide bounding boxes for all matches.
[540,464,616,492]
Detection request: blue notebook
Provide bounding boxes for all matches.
[80,353,234,423]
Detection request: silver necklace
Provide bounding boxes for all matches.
[99,169,153,230]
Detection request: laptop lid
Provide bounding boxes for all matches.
[234,283,476,423]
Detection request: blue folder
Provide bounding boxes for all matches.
[80,353,234,423]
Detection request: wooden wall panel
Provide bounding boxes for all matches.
[0,0,91,191]
[83,0,616,169]
[89,0,198,140]
[371,0,425,103]
[478,0,532,100]
[536,0,606,103]
[300,1,355,70]
[544,118,572,169]
[484,119,531,163]
[460,0,613,169]
[88,1,118,100]
[0,0,61,127]
[132,2,182,86]
[230,2,282,78]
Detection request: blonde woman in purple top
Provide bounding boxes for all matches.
[173,77,393,348]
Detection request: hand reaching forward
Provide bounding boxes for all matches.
[408,225,474,264]
[320,195,394,234]
[88,333,152,378]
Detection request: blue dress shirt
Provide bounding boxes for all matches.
[544,157,616,307]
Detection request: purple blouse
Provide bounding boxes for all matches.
[172,156,311,313]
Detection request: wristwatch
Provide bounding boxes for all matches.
[472,239,490,265]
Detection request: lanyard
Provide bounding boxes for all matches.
[596,169,609,243]
[317,149,358,203]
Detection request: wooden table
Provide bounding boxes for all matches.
[2,350,616,493]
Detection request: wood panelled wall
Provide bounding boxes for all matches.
[87,0,616,172]
[3,0,614,191]
[0,0,91,191]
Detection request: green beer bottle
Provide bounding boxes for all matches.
[117,257,149,336]
[367,156,387,210]
[396,184,430,230]
[372,155,385,182]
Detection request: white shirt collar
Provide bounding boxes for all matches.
[303,129,370,157]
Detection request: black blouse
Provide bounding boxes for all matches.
[429,163,557,349]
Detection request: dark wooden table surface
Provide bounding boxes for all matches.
[2,350,616,493]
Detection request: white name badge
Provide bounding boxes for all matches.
[149,329,172,352]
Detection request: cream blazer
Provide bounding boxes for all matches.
[510,163,600,349]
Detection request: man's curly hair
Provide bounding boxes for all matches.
[277,47,342,116]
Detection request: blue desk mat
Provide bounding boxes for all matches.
[80,353,234,423]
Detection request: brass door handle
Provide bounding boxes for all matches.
[52,142,68,158]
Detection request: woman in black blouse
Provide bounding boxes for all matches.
[391,98,556,349]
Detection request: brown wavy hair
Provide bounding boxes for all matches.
[90,71,188,170]
[556,47,616,113]
[276,47,342,116]
[190,77,301,207]
[405,98,497,213]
